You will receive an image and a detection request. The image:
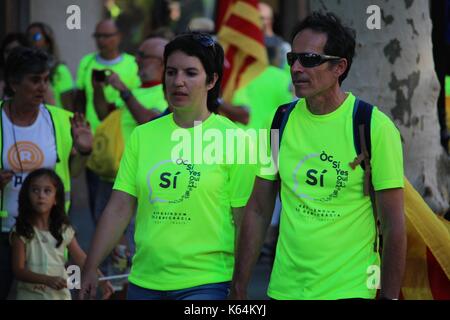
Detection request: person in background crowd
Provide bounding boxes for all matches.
[258,2,291,70]
[87,35,170,281]
[0,33,30,99]
[73,19,140,235]
[27,22,74,110]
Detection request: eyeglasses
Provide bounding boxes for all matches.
[286,52,342,68]
[31,32,43,42]
[92,32,118,39]
[136,51,161,61]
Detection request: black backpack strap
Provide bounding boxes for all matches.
[270,100,298,170]
[353,99,373,164]
[350,98,379,252]
[350,99,374,196]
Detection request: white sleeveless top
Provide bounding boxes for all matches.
[1,104,57,232]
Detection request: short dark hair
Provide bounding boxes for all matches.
[4,46,50,97]
[163,32,224,113]
[291,12,356,85]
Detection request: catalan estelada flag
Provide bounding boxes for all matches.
[217,0,268,102]
[401,178,450,299]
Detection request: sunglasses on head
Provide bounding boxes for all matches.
[32,32,43,42]
[287,52,342,68]
[191,33,216,50]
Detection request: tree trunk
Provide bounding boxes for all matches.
[309,0,449,214]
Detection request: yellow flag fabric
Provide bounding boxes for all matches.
[401,178,450,299]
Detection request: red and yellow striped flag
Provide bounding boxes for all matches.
[401,178,450,299]
[217,0,268,102]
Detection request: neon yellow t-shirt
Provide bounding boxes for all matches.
[51,63,74,109]
[76,53,140,132]
[445,76,450,97]
[232,66,293,130]
[113,113,256,290]
[258,93,404,300]
[114,85,168,143]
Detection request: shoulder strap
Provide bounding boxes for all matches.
[44,105,61,164]
[351,98,379,252]
[353,99,373,167]
[268,100,297,202]
[350,99,374,195]
[270,100,298,168]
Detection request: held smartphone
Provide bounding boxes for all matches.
[92,69,110,82]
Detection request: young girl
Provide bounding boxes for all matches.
[10,168,113,300]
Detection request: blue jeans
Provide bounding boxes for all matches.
[127,281,231,300]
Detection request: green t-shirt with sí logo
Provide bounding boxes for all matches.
[113,113,256,290]
[258,93,404,300]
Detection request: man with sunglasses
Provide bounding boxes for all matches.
[231,12,406,300]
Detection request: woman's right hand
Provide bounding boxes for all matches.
[45,276,67,290]
[79,268,99,300]
[0,170,14,189]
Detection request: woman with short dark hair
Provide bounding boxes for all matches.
[80,33,256,300]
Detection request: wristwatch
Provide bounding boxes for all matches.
[120,89,132,102]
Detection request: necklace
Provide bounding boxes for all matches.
[8,102,25,184]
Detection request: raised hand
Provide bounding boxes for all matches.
[70,112,93,156]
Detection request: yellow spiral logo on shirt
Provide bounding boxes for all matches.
[7,142,44,172]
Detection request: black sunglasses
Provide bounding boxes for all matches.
[92,32,118,39]
[287,52,342,68]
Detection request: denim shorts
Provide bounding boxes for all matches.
[127,281,231,300]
